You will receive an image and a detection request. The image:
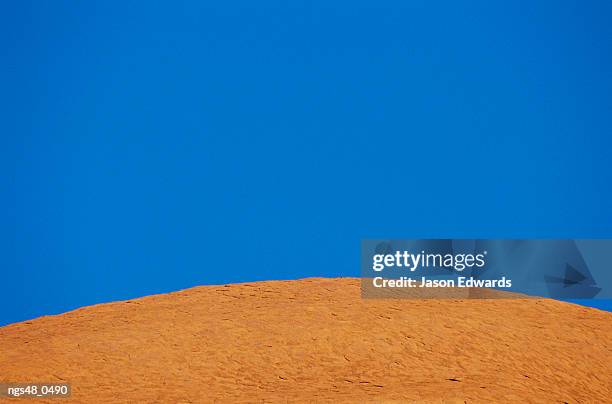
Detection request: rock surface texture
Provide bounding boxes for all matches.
[1,278,610,403]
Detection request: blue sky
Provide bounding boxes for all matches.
[3,1,612,325]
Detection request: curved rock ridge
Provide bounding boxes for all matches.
[1,278,610,403]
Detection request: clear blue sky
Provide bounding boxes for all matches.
[3,1,612,325]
